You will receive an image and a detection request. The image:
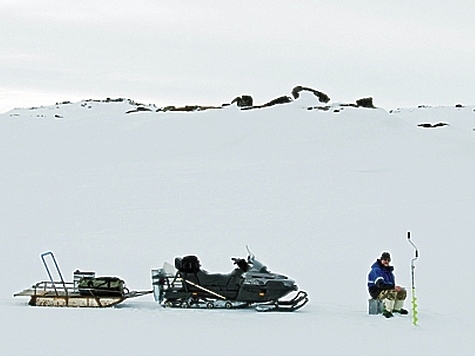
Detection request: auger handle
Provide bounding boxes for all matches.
[407,231,419,259]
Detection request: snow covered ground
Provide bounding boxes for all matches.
[1,94,475,354]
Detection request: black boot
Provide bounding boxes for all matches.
[382,309,394,318]
[394,308,408,315]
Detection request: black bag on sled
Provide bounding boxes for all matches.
[78,276,125,297]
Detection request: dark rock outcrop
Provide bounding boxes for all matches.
[231,95,253,107]
[355,97,375,108]
[306,106,331,111]
[242,95,293,110]
[125,106,153,114]
[117,86,381,114]
[417,122,449,128]
[291,86,330,103]
[156,105,223,113]
[262,95,293,107]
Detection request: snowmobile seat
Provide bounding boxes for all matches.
[197,271,231,286]
[197,268,245,287]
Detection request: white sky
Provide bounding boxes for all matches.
[1,0,474,113]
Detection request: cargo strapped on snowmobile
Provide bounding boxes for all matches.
[175,255,201,273]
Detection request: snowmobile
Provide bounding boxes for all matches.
[14,251,151,307]
[151,247,308,312]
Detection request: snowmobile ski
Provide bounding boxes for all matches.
[255,290,309,312]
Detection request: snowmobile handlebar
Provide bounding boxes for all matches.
[231,250,268,273]
[232,257,249,272]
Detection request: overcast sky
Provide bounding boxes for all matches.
[1,0,474,113]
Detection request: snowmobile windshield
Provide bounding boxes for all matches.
[248,257,269,273]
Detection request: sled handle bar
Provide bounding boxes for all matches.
[41,251,68,297]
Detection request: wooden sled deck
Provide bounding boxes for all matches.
[14,281,126,307]
[14,251,151,308]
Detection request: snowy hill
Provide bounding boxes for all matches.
[1,92,475,354]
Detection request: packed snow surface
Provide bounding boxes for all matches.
[2,97,475,354]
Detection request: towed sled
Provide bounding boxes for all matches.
[14,251,151,308]
[151,247,308,312]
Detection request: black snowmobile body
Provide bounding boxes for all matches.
[151,248,308,312]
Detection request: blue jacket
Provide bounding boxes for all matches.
[367,260,395,299]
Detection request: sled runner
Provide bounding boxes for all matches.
[14,251,151,307]
[151,247,309,312]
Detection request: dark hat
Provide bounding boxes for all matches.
[381,252,391,261]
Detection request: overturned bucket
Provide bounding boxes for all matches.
[368,298,383,315]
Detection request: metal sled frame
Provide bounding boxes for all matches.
[14,251,150,308]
